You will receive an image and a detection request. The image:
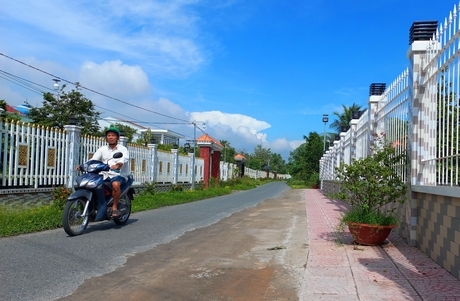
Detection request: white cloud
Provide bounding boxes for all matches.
[79,60,151,97]
[190,111,271,133]
[1,0,205,77]
[188,111,271,151]
[289,139,304,150]
[0,1,300,160]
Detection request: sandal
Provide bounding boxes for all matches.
[111,209,120,218]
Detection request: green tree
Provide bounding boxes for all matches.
[28,85,100,135]
[269,153,287,174]
[220,140,236,163]
[288,132,323,182]
[0,100,21,122]
[329,103,362,133]
[136,128,154,146]
[252,144,271,170]
[100,123,137,143]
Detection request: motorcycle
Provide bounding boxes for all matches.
[62,152,135,236]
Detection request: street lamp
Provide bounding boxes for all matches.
[322,114,329,152]
[52,79,60,101]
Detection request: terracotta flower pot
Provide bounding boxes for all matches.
[347,222,395,246]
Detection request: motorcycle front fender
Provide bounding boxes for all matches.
[67,189,93,201]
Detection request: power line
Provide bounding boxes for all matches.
[0,52,190,123]
[0,70,48,94]
[0,68,200,138]
[0,54,207,141]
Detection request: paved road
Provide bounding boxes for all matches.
[0,182,307,301]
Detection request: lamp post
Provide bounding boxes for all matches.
[322,114,329,152]
[52,79,60,101]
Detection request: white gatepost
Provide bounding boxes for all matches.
[119,136,128,147]
[148,143,158,183]
[171,148,179,184]
[64,125,82,189]
[188,152,195,187]
[349,118,358,163]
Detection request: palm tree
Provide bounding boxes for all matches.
[329,103,362,133]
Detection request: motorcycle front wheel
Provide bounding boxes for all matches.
[62,198,90,236]
[113,195,131,225]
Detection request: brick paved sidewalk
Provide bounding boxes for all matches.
[300,189,460,301]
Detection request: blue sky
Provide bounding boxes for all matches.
[0,0,456,160]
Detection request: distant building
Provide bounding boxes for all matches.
[98,116,184,145]
[1,102,33,122]
[15,103,32,115]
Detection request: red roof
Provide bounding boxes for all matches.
[234,153,247,161]
[6,104,20,114]
[196,134,223,147]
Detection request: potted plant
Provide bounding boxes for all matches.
[330,132,408,245]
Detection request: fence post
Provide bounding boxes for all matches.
[64,125,82,189]
[148,143,158,183]
[171,148,179,185]
[188,151,195,188]
[222,162,228,181]
[339,132,346,164]
[407,38,433,246]
[119,136,128,147]
[409,43,436,186]
[349,118,358,163]
[367,95,380,152]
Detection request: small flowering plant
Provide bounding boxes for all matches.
[52,186,72,210]
[330,132,408,226]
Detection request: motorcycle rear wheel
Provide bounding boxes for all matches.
[62,198,90,236]
[113,195,131,225]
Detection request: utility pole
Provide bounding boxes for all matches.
[191,121,196,190]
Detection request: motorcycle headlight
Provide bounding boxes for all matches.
[85,181,97,188]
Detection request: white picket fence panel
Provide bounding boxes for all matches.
[0,120,287,190]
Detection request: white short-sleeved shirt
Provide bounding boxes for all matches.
[91,144,129,180]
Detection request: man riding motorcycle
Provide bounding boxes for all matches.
[77,127,129,221]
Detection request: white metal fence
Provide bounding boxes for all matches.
[321,4,460,187]
[0,119,285,190]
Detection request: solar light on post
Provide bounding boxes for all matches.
[322,114,329,152]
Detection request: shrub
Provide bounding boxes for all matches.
[52,186,72,210]
[171,184,184,192]
[330,132,408,226]
[142,181,156,196]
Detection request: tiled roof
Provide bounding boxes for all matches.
[234,153,247,161]
[196,134,223,147]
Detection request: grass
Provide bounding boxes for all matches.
[0,177,279,238]
[286,178,319,189]
[132,186,233,212]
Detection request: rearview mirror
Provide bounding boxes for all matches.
[113,152,123,159]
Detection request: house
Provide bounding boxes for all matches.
[98,116,184,145]
[1,103,33,122]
